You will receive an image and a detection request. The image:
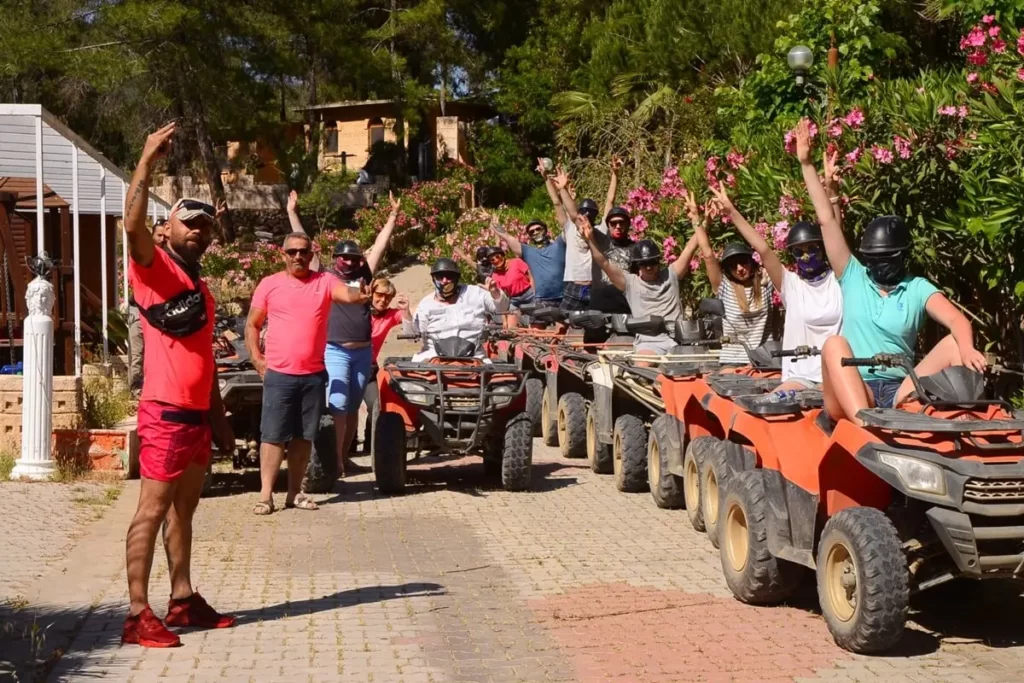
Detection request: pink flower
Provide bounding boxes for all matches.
[689,257,701,273]
[632,214,649,232]
[778,195,801,217]
[989,25,1001,37]
[981,81,999,95]
[705,156,719,174]
[772,221,790,249]
[938,105,958,116]
[1017,67,1024,80]
[958,105,970,118]
[754,222,769,238]
[967,50,988,66]
[893,136,912,159]
[962,27,987,49]
[726,151,747,169]
[725,173,737,188]
[845,147,863,165]
[771,290,783,308]
[982,14,995,24]
[844,108,865,129]
[752,252,762,265]
[784,130,797,155]
[871,145,894,164]
[967,72,979,83]
[1018,33,1024,56]
[993,38,1007,53]
[827,119,844,138]
[916,86,926,95]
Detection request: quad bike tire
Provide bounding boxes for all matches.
[302,415,339,494]
[541,390,559,447]
[721,470,803,604]
[373,405,408,494]
[699,438,731,548]
[816,507,909,654]
[501,413,534,491]
[647,415,684,508]
[525,378,544,438]
[586,402,612,474]
[613,414,648,493]
[684,437,718,532]
[557,392,587,458]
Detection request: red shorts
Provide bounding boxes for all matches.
[137,401,212,482]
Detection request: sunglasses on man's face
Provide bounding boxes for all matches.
[339,255,362,264]
[285,248,311,257]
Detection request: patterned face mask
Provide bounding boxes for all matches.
[790,243,830,280]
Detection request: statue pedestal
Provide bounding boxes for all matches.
[11,276,55,480]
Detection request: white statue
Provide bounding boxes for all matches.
[25,275,55,317]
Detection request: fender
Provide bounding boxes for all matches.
[762,468,818,569]
[723,441,756,475]
[588,362,615,444]
[545,367,559,427]
[664,414,686,478]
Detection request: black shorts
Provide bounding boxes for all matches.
[261,369,327,444]
[560,283,591,312]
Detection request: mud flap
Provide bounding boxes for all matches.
[763,469,817,569]
[588,364,614,445]
[545,368,559,426]
[666,415,686,478]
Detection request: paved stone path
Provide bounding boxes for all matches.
[3,444,1024,682]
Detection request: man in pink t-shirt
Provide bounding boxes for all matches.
[246,233,368,515]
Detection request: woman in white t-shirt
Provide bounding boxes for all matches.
[709,185,842,390]
[687,194,773,366]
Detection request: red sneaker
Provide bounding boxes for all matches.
[122,607,182,648]
[165,592,236,629]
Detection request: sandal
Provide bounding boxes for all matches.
[285,495,319,511]
[253,499,275,516]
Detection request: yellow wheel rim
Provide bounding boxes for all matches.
[704,469,719,524]
[725,502,749,572]
[586,411,596,460]
[649,440,660,488]
[556,402,567,447]
[824,541,857,622]
[684,452,699,510]
[613,432,622,475]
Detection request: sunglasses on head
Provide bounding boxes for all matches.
[285,247,311,257]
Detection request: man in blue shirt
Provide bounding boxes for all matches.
[491,219,565,306]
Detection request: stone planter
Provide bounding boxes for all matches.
[52,428,137,477]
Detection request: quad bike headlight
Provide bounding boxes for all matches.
[490,384,517,406]
[397,381,434,406]
[878,453,946,496]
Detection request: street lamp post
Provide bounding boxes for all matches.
[787,45,814,86]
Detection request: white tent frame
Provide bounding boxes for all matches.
[0,104,171,376]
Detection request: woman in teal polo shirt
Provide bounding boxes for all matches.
[795,119,986,425]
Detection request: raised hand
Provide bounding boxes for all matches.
[685,191,703,224]
[287,189,299,213]
[215,198,228,221]
[575,212,594,242]
[553,166,569,191]
[389,190,400,213]
[536,157,549,177]
[610,156,624,172]
[795,118,813,165]
[484,276,501,299]
[395,293,410,311]
[824,148,841,194]
[142,122,176,164]
[708,183,734,214]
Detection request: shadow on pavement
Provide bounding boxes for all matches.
[230,582,446,626]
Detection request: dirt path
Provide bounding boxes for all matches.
[377,262,434,360]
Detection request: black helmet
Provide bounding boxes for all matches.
[474,246,491,261]
[631,239,662,266]
[333,240,363,258]
[578,198,599,221]
[525,220,547,232]
[486,246,505,258]
[859,216,910,255]
[787,221,823,249]
[605,206,632,227]
[431,258,461,278]
[721,242,755,266]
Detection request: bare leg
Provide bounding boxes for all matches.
[162,461,207,601]
[772,380,813,392]
[634,349,656,368]
[894,334,962,404]
[127,478,176,616]
[821,335,874,425]
[285,439,312,504]
[333,414,349,477]
[259,442,287,504]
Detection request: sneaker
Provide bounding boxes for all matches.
[165,592,236,629]
[122,607,182,648]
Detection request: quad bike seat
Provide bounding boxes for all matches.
[531,306,566,323]
[672,319,706,344]
[735,389,824,415]
[661,362,715,378]
[518,303,538,316]
[706,374,779,397]
[856,409,1024,434]
[613,315,666,336]
[568,310,609,330]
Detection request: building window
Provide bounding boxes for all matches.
[368,118,385,148]
[324,124,338,155]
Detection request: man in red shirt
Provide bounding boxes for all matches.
[246,234,368,514]
[122,123,237,648]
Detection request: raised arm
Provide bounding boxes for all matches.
[602,157,622,220]
[669,233,701,279]
[490,216,523,258]
[286,190,321,272]
[579,214,626,291]
[482,277,510,312]
[554,166,578,221]
[124,123,176,267]
[796,118,851,276]
[709,185,784,291]
[924,293,986,371]
[823,148,844,231]
[365,192,401,273]
[687,192,722,291]
[538,158,567,226]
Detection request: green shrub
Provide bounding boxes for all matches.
[83,375,134,430]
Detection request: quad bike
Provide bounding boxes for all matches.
[371,330,533,494]
[707,352,1024,654]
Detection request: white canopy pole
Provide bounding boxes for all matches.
[121,181,129,310]
[71,145,82,377]
[99,166,109,365]
[34,115,44,254]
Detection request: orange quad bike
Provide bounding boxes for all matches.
[371,330,533,494]
[711,352,1024,654]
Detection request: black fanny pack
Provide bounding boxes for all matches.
[133,252,209,338]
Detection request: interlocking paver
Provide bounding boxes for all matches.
[1,440,1023,682]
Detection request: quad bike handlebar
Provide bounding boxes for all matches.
[771,345,820,359]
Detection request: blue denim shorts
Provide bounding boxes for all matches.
[866,378,902,409]
[324,343,373,414]
[510,287,535,310]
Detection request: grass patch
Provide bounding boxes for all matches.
[72,485,122,507]
[0,452,14,481]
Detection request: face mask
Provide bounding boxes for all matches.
[529,231,548,246]
[433,278,458,299]
[791,246,830,281]
[863,254,906,288]
[336,257,361,280]
[609,225,630,245]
